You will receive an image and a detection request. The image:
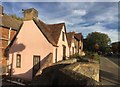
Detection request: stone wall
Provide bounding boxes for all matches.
[55,58,77,65]
[31,58,100,86]
[59,68,100,86]
[62,62,99,82]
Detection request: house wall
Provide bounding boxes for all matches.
[1,27,16,40]
[79,40,83,55]
[1,27,16,58]
[8,20,53,80]
[74,39,84,56]
[53,47,57,63]
[69,41,76,56]
[0,27,16,67]
[56,26,69,62]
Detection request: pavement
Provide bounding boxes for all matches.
[100,56,120,85]
[1,76,26,86]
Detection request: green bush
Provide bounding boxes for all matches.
[69,53,80,58]
[83,51,100,62]
[70,53,89,62]
[91,53,100,61]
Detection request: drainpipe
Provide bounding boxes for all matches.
[8,27,11,45]
[6,27,11,75]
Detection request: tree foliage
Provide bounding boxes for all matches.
[84,32,111,53]
[10,14,23,21]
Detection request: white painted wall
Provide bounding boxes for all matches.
[56,26,69,61]
[70,41,76,56]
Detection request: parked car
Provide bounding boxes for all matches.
[105,52,113,56]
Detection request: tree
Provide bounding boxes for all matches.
[85,32,111,53]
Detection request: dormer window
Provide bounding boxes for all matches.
[62,31,65,41]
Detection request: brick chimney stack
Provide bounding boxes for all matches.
[0,5,3,15]
[23,8,38,21]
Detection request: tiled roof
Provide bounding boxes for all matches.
[66,32,83,47]
[6,18,65,50]
[66,32,75,47]
[33,18,66,46]
[33,18,57,46]
[74,33,83,41]
[47,23,65,45]
[0,14,23,30]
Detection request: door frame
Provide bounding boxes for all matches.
[62,45,66,60]
[55,48,58,63]
[32,55,40,78]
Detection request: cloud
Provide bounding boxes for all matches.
[82,2,118,23]
[94,6,118,23]
[77,23,119,43]
[72,9,86,16]
[2,0,119,2]
[2,2,119,43]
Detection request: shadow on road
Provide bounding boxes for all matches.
[100,70,120,85]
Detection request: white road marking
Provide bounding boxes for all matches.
[7,79,25,86]
[103,57,120,69]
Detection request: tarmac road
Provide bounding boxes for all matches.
[100,56,120,85]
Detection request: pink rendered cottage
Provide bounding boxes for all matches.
[6,8,69,80]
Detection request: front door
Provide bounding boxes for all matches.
[33,55,40,78]
[63,45,66,60]
[55,48,57,63]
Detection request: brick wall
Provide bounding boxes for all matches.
[1,27,16,40]
[0,27,16,66]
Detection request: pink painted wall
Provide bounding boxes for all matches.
[8,20,53,80]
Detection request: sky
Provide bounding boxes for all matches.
[1,2,119,43]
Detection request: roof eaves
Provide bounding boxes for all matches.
[33,18,57,47]
[5,22,23,51]
[0,25,18,31]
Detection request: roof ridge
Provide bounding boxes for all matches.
[36,18,52,31]
[47,22,65,25]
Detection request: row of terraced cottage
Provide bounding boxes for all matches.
[1,6,85,80]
